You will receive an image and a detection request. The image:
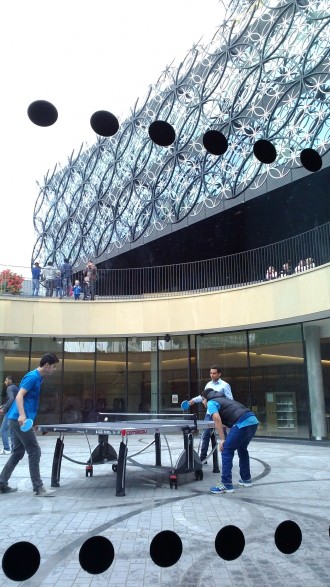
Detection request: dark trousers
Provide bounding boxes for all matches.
[0,419,43,491]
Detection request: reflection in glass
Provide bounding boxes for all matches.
[62,339,95,423]
[30,337,62,424]
[248,326,308,438]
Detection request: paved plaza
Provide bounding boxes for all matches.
[0,431,329,586]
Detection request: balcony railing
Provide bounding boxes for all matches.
[1,222,330,300]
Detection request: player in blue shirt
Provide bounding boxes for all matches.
[0,353,59,496]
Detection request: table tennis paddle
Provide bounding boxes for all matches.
[181,400,190,410]
[20,419,33,432]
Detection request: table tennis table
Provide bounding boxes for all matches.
[38,414,220,496]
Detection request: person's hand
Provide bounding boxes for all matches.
[0,409,4,415]
[18,415,26,427]
[218,439,225,452]
[189,399,194,406]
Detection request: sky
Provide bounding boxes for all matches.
[0,0,224,277]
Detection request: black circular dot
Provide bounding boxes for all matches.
[2,541,40,581]
[300,148,322,172]
[274,520,302,554]
[148,120,175,147]
[203,130,228,156]
[150,530,182,567]
[90,110,119,137]
[215,525,245,561]
[27,100,58,127]
[253,139,277,164]
[79,536,115,574]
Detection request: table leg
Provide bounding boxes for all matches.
[51,436,64,487]
[210,430,220,473]
[116,440,128,496]
[155,432,161,466]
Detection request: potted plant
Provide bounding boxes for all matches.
[0,269,24,295]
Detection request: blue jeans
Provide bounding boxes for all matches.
[32,279,40,296]
[62,278,70,297]
[221,423,258,488]
[45,279,54,297]
[1,414,15,451]
[0,419,43,491]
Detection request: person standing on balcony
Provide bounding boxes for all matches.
[265,266,277,280]
[61,258,72,297]
[73,280,82,300]
[189,365,233,463]
[54,270,62,298]
[295,259,306,273]
[43,262,57,297]
[31,262,41,297]
[0,376,18,454]
[83,260,97,300]
[305,257,315,270]
[280,261,292,277]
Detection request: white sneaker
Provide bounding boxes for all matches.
[35,486,56,497]
[0,449,11,455]
[238,479,252,487]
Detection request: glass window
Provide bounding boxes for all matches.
[248,325,308,438]
[61,339,95,423]
[196,331,249,416]
[95,339,127,419]
[127,337,157,413]
[30,338,63,424]
[158,335,190,413]
[0,337,30,405]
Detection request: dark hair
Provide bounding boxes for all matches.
[39,353,59,367]
[201,388,213,399]
[210,365,222,373]
[5,375,13,381]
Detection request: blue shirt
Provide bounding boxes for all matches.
[32,266,41,279]
[207,399,259,427]
[7,369,43,421]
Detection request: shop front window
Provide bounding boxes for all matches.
[248,325,308,438]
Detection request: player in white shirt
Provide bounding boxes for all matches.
[189,365,233,463]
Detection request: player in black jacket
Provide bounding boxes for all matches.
[201,388,259,494]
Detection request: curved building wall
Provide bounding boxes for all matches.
[0,266,329,440]
[32,0,330,269]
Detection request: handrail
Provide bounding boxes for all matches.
[1,222,329,299]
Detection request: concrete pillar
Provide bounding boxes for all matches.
[304,325,326,440]
[150,351,158,413]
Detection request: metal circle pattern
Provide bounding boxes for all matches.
[32,1,330,269]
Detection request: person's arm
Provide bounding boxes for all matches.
[189,395,202,405]
[223,383,233,399]
[15,388,28,426]
[2,387,15,413]
[211,411,226,451]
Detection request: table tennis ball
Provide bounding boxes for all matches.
[104,417,108,422]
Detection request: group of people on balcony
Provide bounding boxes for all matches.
[265,258,315,281]
[31,259,97,300]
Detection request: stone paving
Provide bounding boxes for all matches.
[0,432,329,586]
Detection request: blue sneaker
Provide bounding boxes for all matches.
[238,479,252,487]
[210,484,234,494]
